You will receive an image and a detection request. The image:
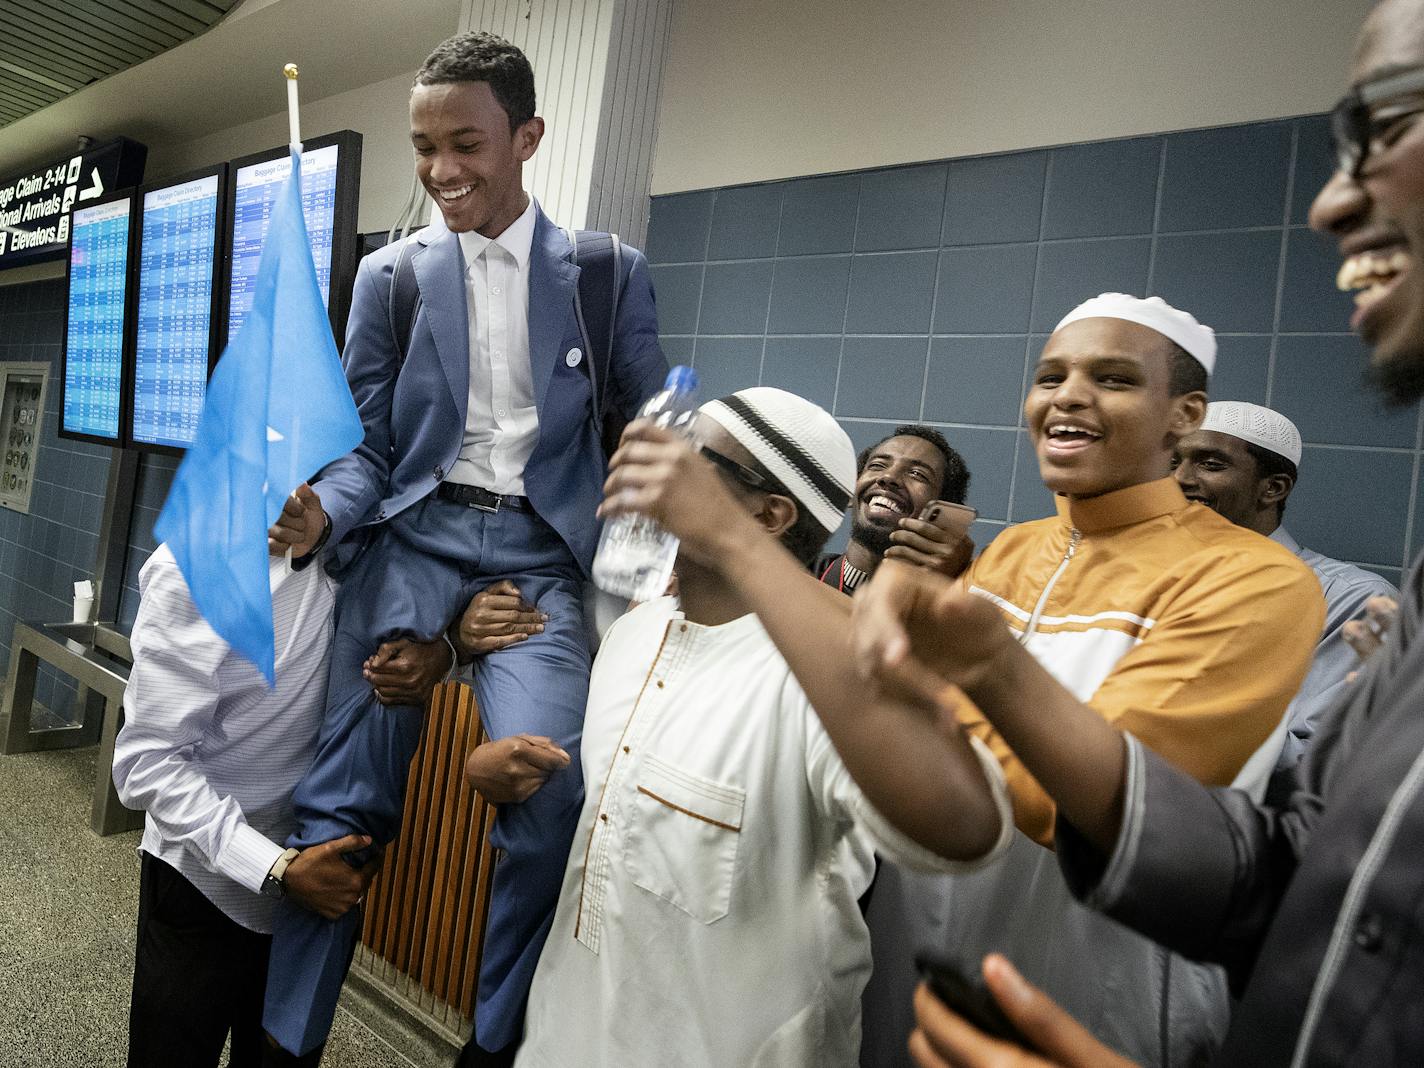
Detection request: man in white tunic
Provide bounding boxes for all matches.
[112,536,454,1067]
[517,388,1014,1067]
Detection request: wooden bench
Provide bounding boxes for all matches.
[354,680,498,1043]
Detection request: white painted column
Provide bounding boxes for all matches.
[458,0,674,246]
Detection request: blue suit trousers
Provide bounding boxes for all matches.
[262,496,589,1055]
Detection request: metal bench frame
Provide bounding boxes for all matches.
[1,620,139,836]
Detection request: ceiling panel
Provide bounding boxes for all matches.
[0,0,238,130]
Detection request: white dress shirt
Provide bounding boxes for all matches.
[447,197,539,495]
[111,546,334,933]
[517,598,1012,1068]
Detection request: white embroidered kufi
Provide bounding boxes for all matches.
[1200,401,1302,466]
[698,387,855,532]
[1054,293,1217,374]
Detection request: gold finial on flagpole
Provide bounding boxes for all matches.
[283,63,301,147]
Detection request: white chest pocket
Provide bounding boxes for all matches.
[624,752,745,925]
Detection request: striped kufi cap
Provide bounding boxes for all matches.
[698,387,855,532]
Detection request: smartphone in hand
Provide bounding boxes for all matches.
[915,952,1033,1050]
[918,500,977,539]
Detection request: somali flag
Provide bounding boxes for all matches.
[155,147,361,683]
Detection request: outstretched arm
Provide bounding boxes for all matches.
[601,421,1007,863]
[852,561,1130,851]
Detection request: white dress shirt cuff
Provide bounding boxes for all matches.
[854,734,1014,874]
[215,822,288,895]
[441,632,460,683]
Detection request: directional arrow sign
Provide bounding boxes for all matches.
[78,167,105,202]
[0,137,146,268]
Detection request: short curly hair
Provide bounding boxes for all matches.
[414,31,535,131]
[857,425,971,504]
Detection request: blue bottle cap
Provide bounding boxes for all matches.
[665,365,699,394]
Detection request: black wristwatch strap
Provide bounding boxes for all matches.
[292,514,332,572]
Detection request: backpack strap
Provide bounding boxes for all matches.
[566,228,624,457]
[387,234,422,366]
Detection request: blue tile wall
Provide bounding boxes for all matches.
[856,165,947,251]
[646,113,1424,575]
[846,252,937,334]
[1043,138,1160,240]
[935,244,1037,334]
[1031,237,1151,333]
[0,280,111,721]
[837,337,928,419]
[708,185,783,260]
[762,337,840,411]
[1150,230,1282,333]
[943,153,1046,246]
[768,256,851,334]
[778,175,859,256]
[696,260,773,335]
[1159,122,1293,231]
[923,336,1028,427]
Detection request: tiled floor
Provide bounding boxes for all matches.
[0,745,428,1067]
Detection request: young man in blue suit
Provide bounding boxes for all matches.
[262,31,668,1064]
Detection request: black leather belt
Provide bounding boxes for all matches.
[436,482,534,513]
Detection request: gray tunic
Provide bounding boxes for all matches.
[1059,557,1424,1066]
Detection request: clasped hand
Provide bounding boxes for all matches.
[283,834,382,921]
[851,560,1015,715]
[452,580,548,660]
[465,734,571,804]
[268,482,327,557]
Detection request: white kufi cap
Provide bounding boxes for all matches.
[1055,293,1217,374]
[1200,401,1302,466]
[698,387,855,532]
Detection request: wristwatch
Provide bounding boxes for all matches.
[291,514,332,572]
[261,847,302,898]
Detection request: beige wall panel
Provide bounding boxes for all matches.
[651,0,1376,194]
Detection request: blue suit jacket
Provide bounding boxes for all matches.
[313,205,668,574]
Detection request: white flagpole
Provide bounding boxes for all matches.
[283,62,301,570]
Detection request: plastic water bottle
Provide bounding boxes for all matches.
[592,365,700,601]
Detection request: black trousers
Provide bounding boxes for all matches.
[128,852,274,1067]
[455,1034,518,1068]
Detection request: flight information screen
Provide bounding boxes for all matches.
[63,197,131,441]
[227,143,339,341]
[132,174,220,449]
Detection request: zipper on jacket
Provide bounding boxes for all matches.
[1021,528,1081,643]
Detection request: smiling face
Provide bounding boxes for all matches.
[1172,430,1276,530]
[1310,0,1424,403]
[851,435,947,552]
[1026,318,1206,498]
[409,80,543,237]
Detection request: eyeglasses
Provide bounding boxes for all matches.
[1330,64,1424,178]
[699,446,785,495]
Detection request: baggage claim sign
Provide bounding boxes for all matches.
[0,138,146,268]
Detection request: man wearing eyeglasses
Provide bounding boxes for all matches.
[886,2,1424,1064]
[512,387,1014,1067]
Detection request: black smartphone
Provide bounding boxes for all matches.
[915,952,1033,1050]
